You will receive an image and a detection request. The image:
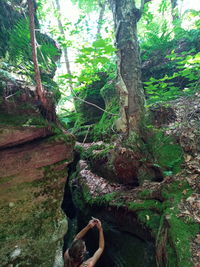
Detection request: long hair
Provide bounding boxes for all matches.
[64,239,86,267]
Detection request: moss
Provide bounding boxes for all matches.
[0,160,67,266]
[0,112,48,127]
[76,143,114,163]
[166,214,198,267]
[128,199,162,212]
[146,129,184,174]
[138,189,153,198]
[160,180,199,267]
[137,210,161,236]
[162,180,193,205]
[48,132,75,145]
[166,242,178,267]
[72,163,198,267]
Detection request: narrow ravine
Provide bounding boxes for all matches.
[61,150,157,267]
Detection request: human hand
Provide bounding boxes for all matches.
[94,218,102,230]
[88,219,97,228]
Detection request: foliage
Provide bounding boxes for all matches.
[93,98,119,141]
[161,180,199,267]
[71,0,104,13]
[146,129,183,175]
[59,37,116,88]
[8,18,59,79]
[144,50,200,104]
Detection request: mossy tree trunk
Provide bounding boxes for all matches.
[28,0,56,122]
[109,0,150,134]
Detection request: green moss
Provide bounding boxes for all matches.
[0,160,67,266]
[138,189,153,198]
[137,210,161,236]
[166,214,198,267]
[162,180,193,205]
[0,112,48,127]
[48,132,75,145]
[75,143,114,163]
[128,199,162,212]
[166,242,178,267]
[160,180,199,267]
[146,129,184,174]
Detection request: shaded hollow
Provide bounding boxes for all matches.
[62,162,157,267]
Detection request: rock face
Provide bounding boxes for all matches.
[0,125,52,148]
[0,123,74,266]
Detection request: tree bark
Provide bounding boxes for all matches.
[28,0,56,122]
[96,0,106,38]
[109,0,145,134]
[28,0,45,104]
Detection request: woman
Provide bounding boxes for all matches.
[64,218,104,267]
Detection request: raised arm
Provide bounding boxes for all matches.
[74,220,96,240]
[85,219,105,267]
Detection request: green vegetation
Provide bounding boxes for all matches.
[0,112,48,127]
[0,161,68,266]
[1,0,199,266]
[137,210,161,236]
[72,173,198,267]
[146,129,184,175]
[144,50,200,105]
[161,180,199,267]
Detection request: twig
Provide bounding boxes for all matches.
[73,93,118,116]
[82,125,92,144]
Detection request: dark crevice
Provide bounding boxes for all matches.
[61,151,157,267]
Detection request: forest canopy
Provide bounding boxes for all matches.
[0,0,199,131]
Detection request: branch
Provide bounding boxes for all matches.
[138,0,152,21]
[73,94,118,116]
[60,88,118,116]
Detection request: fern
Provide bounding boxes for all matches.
[7,18,59,79]
[8,18,32,66]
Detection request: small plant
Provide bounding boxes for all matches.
[144,51,200,104]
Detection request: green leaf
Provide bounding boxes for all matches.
[92,39,107,48]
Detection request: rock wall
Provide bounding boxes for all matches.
[0,123,74,266]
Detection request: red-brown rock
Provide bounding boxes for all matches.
[0,125,52,148]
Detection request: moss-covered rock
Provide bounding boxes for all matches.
[0,120,75,266]
[66,156,199,267]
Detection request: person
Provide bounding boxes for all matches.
[64,218,104,267]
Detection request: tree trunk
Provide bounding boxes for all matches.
[54,0,73,93]
[96,0,106,38]
[28,0,56,122]
[109,0,145,134]
[28,0,45,104]
[170,0,179,22]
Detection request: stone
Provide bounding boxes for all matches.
[0,127,74,266]
[0,125,52,148]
